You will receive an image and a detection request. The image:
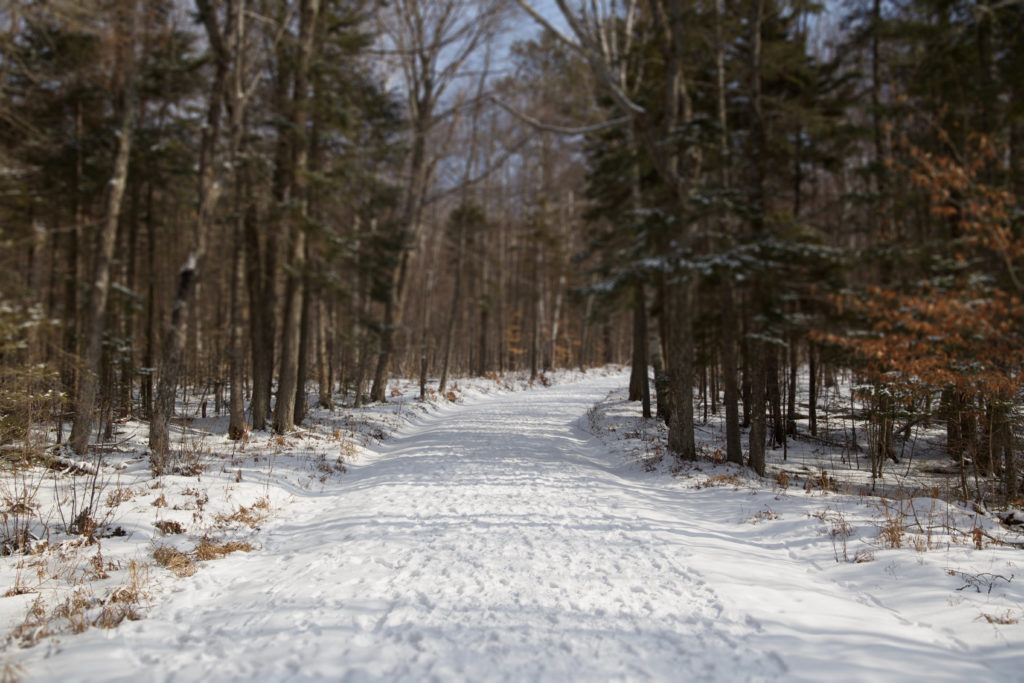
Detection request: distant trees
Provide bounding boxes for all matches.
[0,0,1020,501]
[0,0,617,461]
[506,0,1022,497]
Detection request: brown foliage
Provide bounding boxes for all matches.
[819,134,1024,402]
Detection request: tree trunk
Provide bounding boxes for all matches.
[272,219,306,433]
[150,0,227,458]
[549,273,565,372]
[371,117,429,403]
[61,101,85,403]
[317,298,332,409]
[720,279,742,465]
[652,279,671,423]
[808,341,818,436]
[439,216,466,395]
[293,273,313,425]
[748,340,767,476]
[666,279,696,460]
[245,202,274,429]
[628,280,649,408]
[787,333,798,435]
[741,319,751,428]
[69,34,136,455]
[120,182,141,419]
[227,110,251,438]
[273,0,319,432]
[141,184,156,420]
[767,347,784,448]
[944,388,964,461]
[227,213,246,439]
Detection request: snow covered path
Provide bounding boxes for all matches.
[27,375,1015,681]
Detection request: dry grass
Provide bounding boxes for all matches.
[803,471,834,493]
[10,596,52,647]
[877,501,905,549]
[107,560,149,606]
[193,537,254,561]
[853,549,875,563]
[1,659,25,683]
[94,559,148,629]
[979,610,1019,625]
[152,544,196,578]
[696,473,745,489]
[214,497,270,529]
[105,485,136,507]
[339,435,358,460]
[8,556,152,647]
[810,507,855,562]
[0,468,45,556]
[154,520,186,535]
[747,507,780,524]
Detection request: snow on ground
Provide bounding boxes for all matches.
[3,368,1024,681]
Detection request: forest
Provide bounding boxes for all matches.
[0,0,1022,502]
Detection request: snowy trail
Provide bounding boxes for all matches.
[27,375,1008,681]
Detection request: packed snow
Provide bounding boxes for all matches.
[3,369,1024,681]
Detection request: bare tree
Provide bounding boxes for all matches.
[369,0,506,402]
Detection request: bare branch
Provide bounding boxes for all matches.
[490,95,630,136]
[514,0,645,116]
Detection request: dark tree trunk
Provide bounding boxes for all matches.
[741,320,751,428]
[652,279,671,423]
[317,299,332,409]
[273,0,319,432]
[227,218,246,439]
[61,101,85,403]
[720,280,742,465]
[371,267,402,403]
[371,111,429,402]
[120,182,140,419]
[628,281,649,413]
[439,213,467,395]
[808,341,818,436]
[944,388,964,462]
[245,205,274,430]
[293,273,313,425]
[273,233,306,433]
[748,341,767,476]
[787,334,798,435]
[666,279,696,460]
[767,348,784,448]
[227,152,250,438]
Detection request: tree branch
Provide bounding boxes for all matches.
[490,95,630,136]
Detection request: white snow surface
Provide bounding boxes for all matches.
[13,373,1024,681]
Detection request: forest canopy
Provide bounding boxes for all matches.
[0,0,1021,500]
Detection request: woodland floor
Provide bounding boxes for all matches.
[3,369,1024,681]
